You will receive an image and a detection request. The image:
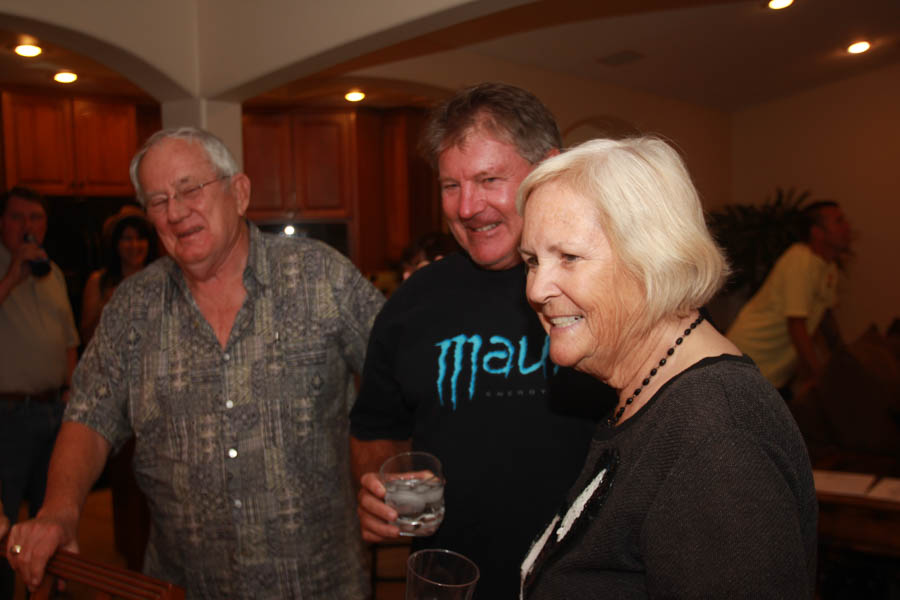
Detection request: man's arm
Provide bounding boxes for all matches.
[63,347,78,403]
[79,272,103,344]
[0,241,44,305]
[787,316,823,380]
[351,437,410,543]
[0,268,17,305]
[5,422,110,591]
[818,309,844,351]
[350,437,410,484]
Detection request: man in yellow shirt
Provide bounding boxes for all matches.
[727,201,852,396]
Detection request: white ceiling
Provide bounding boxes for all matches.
[463,0,900,111]
[1,0,898,112]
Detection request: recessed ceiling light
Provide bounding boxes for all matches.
[14,44,42,57]
[767,0,793,9]
[847,41,871,54]
[54,71,77,84]
[344,90,365,102]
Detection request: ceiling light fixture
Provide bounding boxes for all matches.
[344,90,365,102]
[767,0,793,9]
[54,71,77,84]
[847,41,871,54]
[14,44,42,57]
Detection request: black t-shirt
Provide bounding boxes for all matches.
[351,253,613,599]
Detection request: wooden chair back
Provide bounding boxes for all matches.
[1,538,184,599]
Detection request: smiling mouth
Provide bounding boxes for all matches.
[548,316,583,327]
[469,223,499,233]
[176,226,203,240]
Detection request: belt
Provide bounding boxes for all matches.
[0,389,61,403]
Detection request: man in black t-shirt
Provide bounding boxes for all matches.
[350,83,612,599]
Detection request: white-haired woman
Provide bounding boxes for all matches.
[517,137,817,598]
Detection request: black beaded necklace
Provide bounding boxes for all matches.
[608,314,705,427]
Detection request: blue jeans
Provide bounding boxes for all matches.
[0,397,64,599]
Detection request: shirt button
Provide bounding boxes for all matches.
[225,400,234,409]
[228,448,238,458]
[223,353,231,361]
[233,499,243,509]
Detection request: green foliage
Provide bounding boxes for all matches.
[708,188,814,295]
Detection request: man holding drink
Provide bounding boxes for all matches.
[0,186,79,600]
[351,83,612,598]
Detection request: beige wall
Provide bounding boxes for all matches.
[732,62,900,341]
[353,49,733,211]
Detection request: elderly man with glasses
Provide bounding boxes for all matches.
[5,127,384,599]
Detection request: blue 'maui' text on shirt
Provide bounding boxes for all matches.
[435,334,551,409]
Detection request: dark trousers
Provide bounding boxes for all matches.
[0,398,64,599]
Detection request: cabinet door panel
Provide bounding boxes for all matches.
[293,113,352,218]
[72,99,137,196]
[243,112,294,220]
[2,93,74,195]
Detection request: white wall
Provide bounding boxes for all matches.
[732,62,900,341]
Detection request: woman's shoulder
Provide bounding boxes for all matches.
[664,355,778,415]
[113,257,171,295]
[657,355,807,452]
[81,269,105,300]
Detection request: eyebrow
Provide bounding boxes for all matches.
[439,167,504,183]
[146,175,196,196]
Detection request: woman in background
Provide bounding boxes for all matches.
[80,207,156,344]
[516,137,817,598]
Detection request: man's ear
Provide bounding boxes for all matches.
[230,173,251,216]
[543,148,561,160]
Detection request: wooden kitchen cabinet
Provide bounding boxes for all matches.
[292,111,355,219]
[2,93,73,195]
[242,107,437,275]
[243,110,356,221]
[242,111,294,220]
[71,98,138,196]
[2,92,137,196]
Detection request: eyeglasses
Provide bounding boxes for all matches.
[145,175,229,213]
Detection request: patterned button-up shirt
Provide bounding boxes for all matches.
[66,223,384,599]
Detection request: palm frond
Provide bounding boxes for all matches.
[708,187,816,295]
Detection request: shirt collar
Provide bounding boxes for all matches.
[243,221,269,293]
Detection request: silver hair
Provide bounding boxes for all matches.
[129,126,239,205]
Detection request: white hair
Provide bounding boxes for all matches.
[517,136,729,334]
[129,126,239,205]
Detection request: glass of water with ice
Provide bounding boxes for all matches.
[380,451,445,536]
